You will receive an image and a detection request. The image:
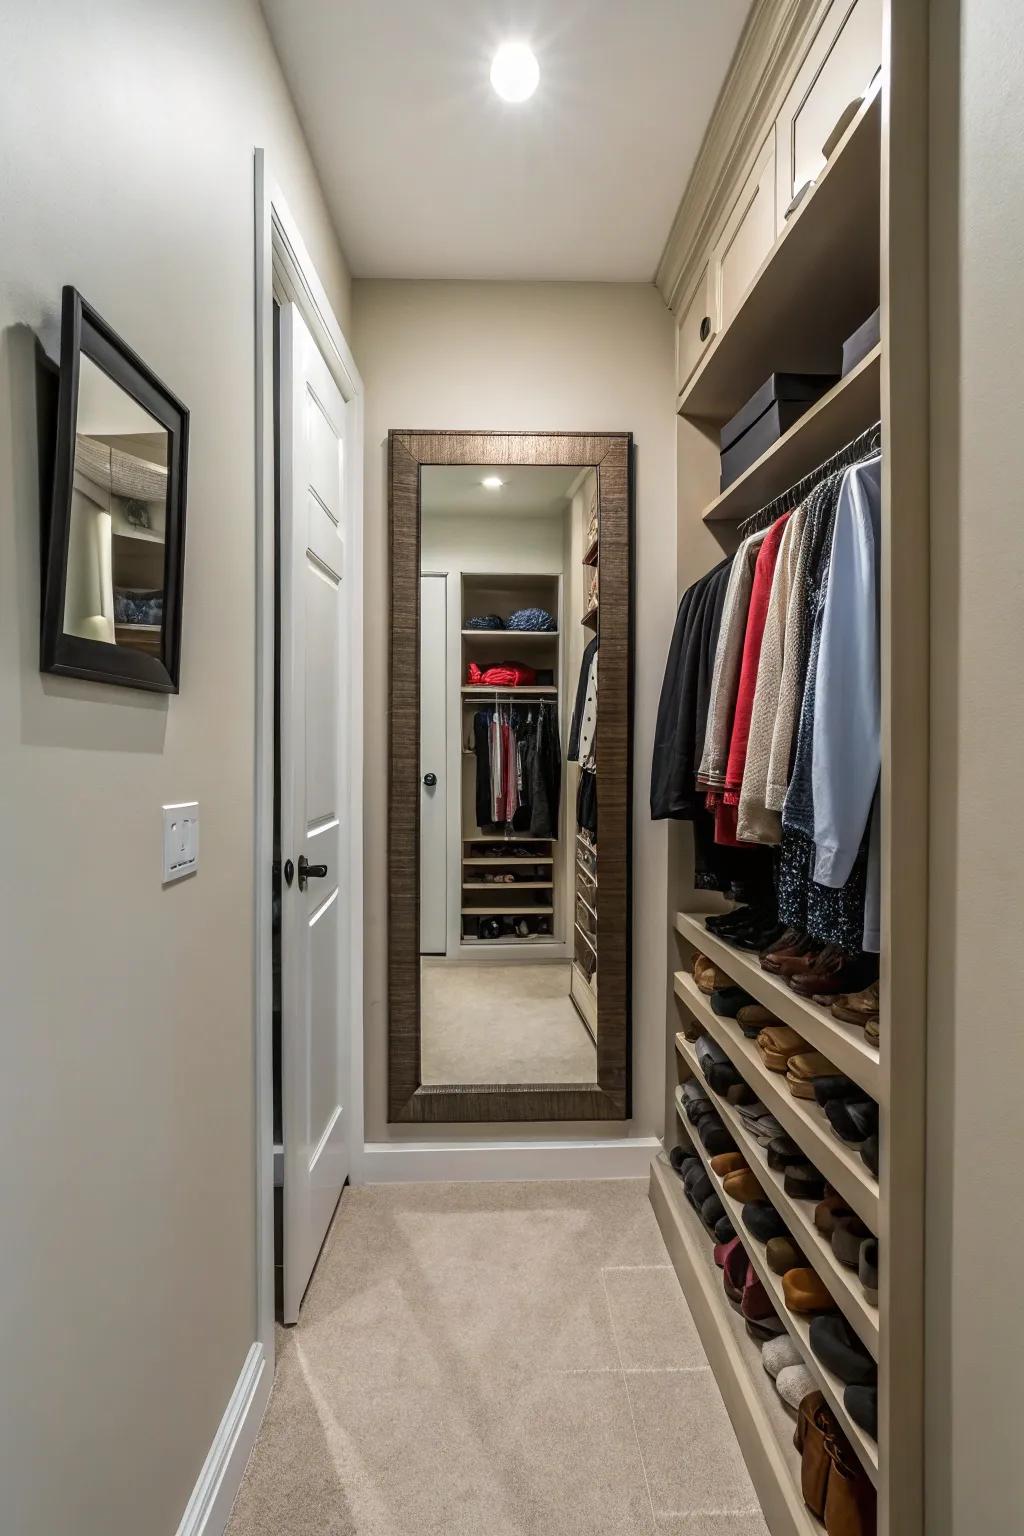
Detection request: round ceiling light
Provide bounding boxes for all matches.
[490,41,539,103]
[481,475,504,490]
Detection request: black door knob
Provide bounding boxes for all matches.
[699,315,711,342]
[423,772,437,787]
[297,854,328,891]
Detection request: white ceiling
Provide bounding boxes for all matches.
[422,464,581,516]
[260,0,753,281]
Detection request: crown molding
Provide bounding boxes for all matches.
[655,0,828,311]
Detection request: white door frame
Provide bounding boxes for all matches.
[254,151,364,1366]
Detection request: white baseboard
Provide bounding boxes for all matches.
[175,1341,270,1536]
[360,1136,662,1184]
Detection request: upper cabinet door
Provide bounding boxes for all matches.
[712,127,777,334]
[676,261,716,397]
[775,0,883,216]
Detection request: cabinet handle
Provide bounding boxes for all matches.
[699,316,711,342]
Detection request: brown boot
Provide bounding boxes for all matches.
[824,1441,877,1535]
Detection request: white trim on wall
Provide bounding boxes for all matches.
[253,150,365,1363]
[362,1136,663,1184]
[174,1343,269,1536]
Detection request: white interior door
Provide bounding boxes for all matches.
[419,574,447,954]
[279,301,350,1324]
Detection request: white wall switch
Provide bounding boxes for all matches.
[162,802,199,883]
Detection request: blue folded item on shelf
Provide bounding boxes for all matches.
[506,607,556,632]
[465,614,505,630]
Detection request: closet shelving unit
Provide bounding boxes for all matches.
[570,490,599,1040]
[651,7,928,1534]
[459,572,563,949]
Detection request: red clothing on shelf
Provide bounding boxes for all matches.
[466,661,538,687]
[714,512,791,846]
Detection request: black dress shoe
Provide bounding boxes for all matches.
[812,1074,863,1106]
[767,1135,807,1173]
[825,1099,879,1145]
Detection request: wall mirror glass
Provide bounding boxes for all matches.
[42,287,189,692]
[388,432,633,1123]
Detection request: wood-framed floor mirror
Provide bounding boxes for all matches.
[388,430,634,1122]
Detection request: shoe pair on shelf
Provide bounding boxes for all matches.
[761,1335,817,1414]
[795,1390,877,1532]
[710,985,778,1037]
[760,932,879,1002]
[810,1315,879,1439]
[815,1195,879,1305]
[705,905,786,953]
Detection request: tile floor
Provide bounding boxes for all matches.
[227,1179,768,1536]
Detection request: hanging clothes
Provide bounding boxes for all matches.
[577,650,598,770]
[569,636,599,761]
[737,506,808,843]
[527,699,561,836]
[650,558,730,819]
[696,527,770,795]
[713,512,791,844]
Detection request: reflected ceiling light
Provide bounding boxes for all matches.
[490,41,539,103]
[481,475,504,489]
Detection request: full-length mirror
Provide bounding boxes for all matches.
[388,432,633,1123]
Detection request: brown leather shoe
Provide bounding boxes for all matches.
[710,1151,747,1177]
[756,1024,809,1071]
[772,942,829,979]
[782,1266,834,1314]
[791,950,877,999]
[760,932,818,974]
[824,1439,877,1535]
[831,980,880,1025]
[723,1168,763,1204]
[694,955,732,995]
[766,1235,805,1274]
[786,1051,840,1099]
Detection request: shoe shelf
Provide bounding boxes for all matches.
[674,912,882,1103]
[650,1153,825,1536]
[675,1033,879,1357]
[673,971,879,1229]
[460,904,554,915]
[672,1084,878,1479]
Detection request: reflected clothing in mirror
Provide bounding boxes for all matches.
[471,701,560,835]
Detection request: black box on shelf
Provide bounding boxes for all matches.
[841,306,881,376]
[719,372,839,491]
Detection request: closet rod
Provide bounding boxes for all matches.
[735,420,882,538]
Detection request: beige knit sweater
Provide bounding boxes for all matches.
[737,508,807,842]
[696,527,769,792]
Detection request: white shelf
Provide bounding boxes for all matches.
[463,881,553,890]
[463,836,551,844]
[461,629,558,638]
[463,856,554,865]
[649,1154,825,1536]
[672,1067,878,1479]
[675,1030,878,1357]
[702,347,881,524]
[461,685,558,696]
[674,912,882,1102]
[673,971,878,1230]
[461,905,554,916]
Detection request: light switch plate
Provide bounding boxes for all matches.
[163,802,199,883]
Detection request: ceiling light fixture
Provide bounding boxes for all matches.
[489,41,539,103]
[481,475,504,490]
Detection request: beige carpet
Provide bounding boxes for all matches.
[226,1180,768,1536]
[420,961,596,1085]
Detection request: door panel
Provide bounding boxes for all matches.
[775,0,882,213]
[280,300,350,1325]
[676,262,716,398]
[419,574,447,955]
[714,128,777,331]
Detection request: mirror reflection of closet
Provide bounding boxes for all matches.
[418,464,600,1087]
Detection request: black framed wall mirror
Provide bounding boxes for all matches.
[388,431,634,1123]
[41,286,189,692]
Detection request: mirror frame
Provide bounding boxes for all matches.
[41,286,189,693]
[388,430,634,1122]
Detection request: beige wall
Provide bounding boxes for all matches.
[926,1,1024,1528]
[352,279,677,1143]
[0,4,348,1533]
